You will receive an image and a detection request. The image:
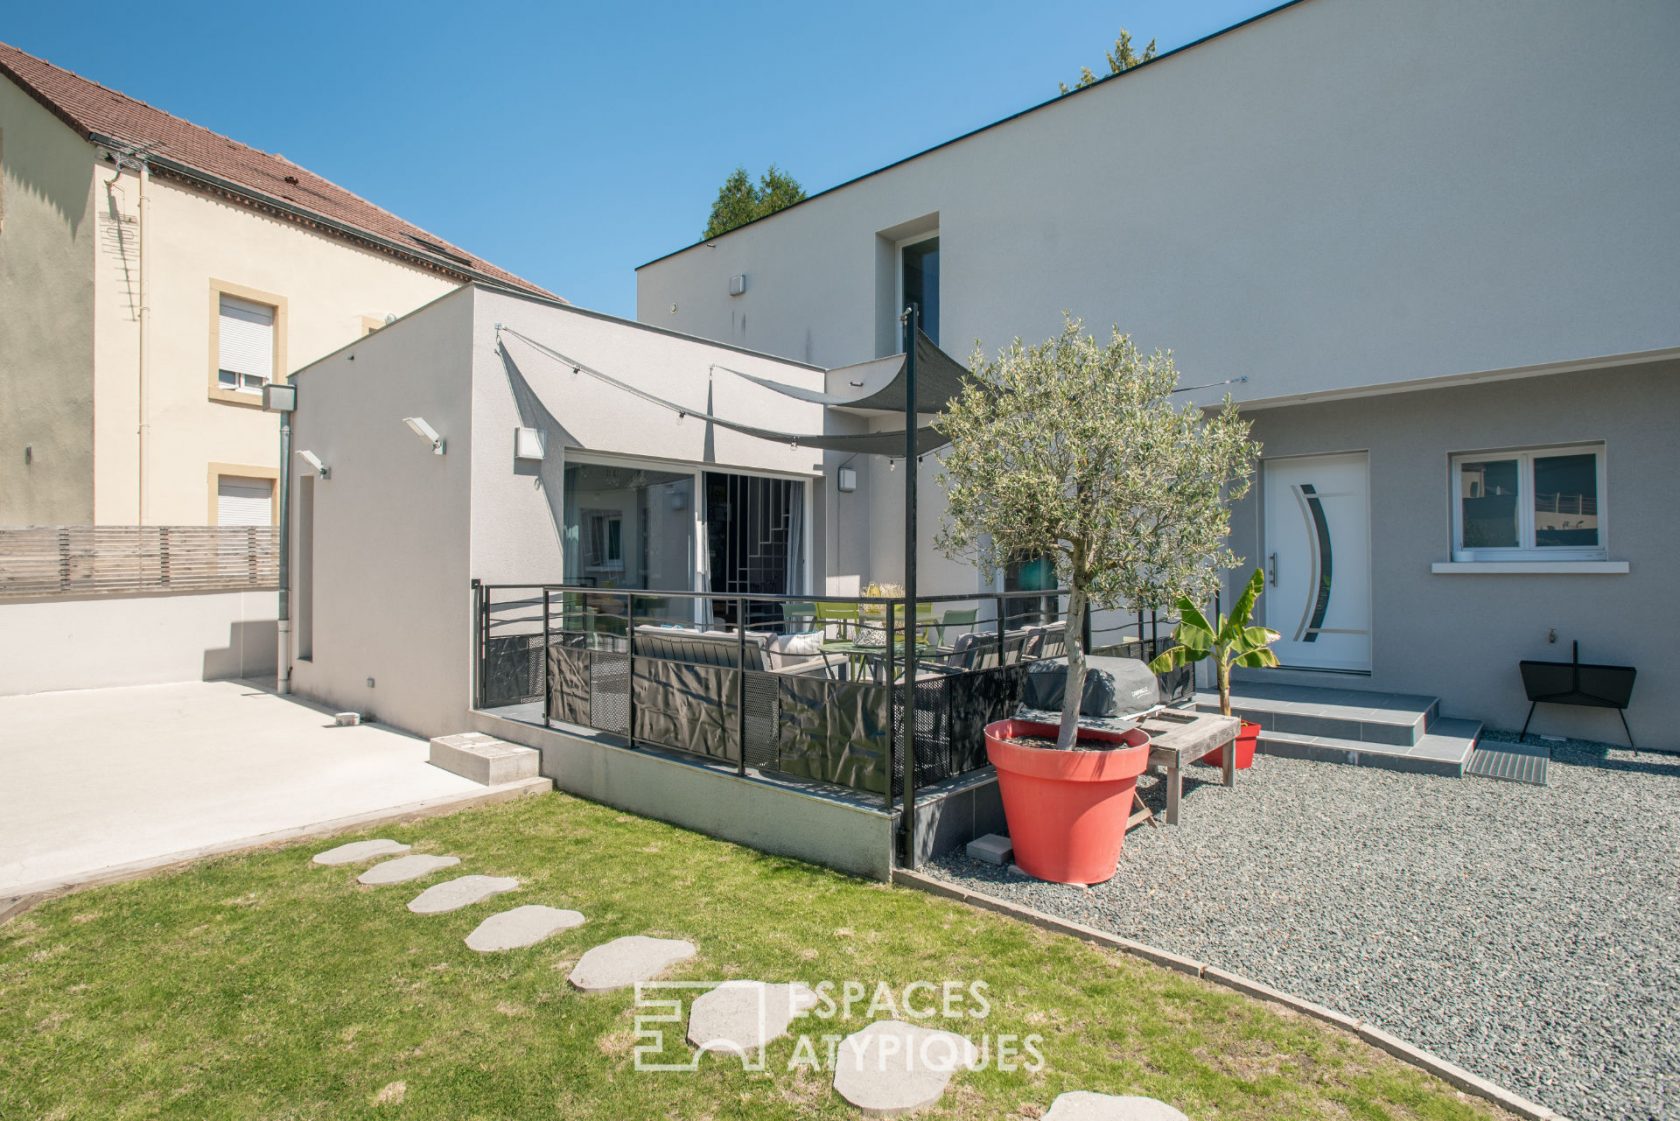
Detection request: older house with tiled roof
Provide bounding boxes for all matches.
[0,41,553,526]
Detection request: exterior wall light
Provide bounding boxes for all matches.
[514,426,546,462]
[728,274,747,297]
[403,416,445,455]
[262,383,297,413]
[837,466,858,493]
[296,449,330,479]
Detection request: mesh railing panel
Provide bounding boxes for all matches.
[484,634,545,709]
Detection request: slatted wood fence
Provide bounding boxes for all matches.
[0,526,279,599]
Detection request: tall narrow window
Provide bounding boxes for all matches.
[296,475,314,659]
[901,236,940,344]
[217,294,276,393]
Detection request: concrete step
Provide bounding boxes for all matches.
[1195,682,1439,747]
[429,732,540,786]
[1255,717,1482,777]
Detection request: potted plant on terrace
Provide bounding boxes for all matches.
[936,317,1259,885]
[1149,569,1279,770]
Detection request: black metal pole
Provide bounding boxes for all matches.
[626,590,637,749]
[997,594,1007,665]
[901,306,919,869]
[542,587,552,727]
[886,600,896,814]
[473,579,484,709]
[737,595,748,776]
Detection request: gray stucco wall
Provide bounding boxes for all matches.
[287,288,476,738]
[1228,361,1677,748]
[473,712,895,879]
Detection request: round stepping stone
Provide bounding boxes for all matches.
[465,905,585,951]
[686,981,818,1055]
[1043,1092,1189,1121]
[312,839,410,865]
[831,1019,980,1115]
[356,854,460,885]
[568,935,696,992]
[407,875,520,914]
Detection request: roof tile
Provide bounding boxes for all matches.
[0,40,556,299]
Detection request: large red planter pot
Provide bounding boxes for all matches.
[984,719,1151,886]
[1199,720,1261,769]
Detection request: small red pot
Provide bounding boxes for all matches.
[985,719,1151,885]
[1200,720,1261,769]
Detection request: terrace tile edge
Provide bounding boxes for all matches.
[891,869,1570,1121]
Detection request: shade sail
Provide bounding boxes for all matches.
[498,327,958,457]
[717,330,970,415]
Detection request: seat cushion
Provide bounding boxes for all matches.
[765,630,823,671]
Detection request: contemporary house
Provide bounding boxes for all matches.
[634,0,1680,747]
[0,41,550,529]
[287,284,840,737]
[284,283,1070,875]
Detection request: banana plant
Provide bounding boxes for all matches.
[1148,569,1280,718]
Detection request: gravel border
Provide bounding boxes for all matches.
[896,869,1562,1121]
[924,732,1679,1121]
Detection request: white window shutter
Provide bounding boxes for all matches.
[218,295,275,379]
[217,477,273,525]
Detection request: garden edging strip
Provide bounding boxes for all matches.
[892,868,1569,1121]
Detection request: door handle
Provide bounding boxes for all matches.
[1268,552,1278,587]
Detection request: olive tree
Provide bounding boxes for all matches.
[935,317,1260,750]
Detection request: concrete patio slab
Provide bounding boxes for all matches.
[0,679,537,898]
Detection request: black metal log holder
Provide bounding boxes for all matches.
[1518,641,1638,750]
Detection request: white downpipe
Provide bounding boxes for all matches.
[276,619,292,695]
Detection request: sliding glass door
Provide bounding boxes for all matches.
[704,472,807,625]
[561,456,809,627]
[562,462,696,592]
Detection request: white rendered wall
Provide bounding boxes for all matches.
[0,590,276,695]
[637,0,1680,405]
[285,288,476,738]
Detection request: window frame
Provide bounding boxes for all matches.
[206,463,280,526]
[894,230,940,346]
[208,280,287,408]
[1449,443,1606,562]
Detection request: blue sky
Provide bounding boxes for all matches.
[7,1,1269,317]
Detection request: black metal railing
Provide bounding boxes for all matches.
[474,581,1186,806]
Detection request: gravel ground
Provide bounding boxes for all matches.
[926,731,1680,1121]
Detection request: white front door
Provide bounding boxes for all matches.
[1262,453,1371,671]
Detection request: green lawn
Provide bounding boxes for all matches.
[0,794,1506,1120]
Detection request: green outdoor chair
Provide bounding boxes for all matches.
[936,607,979,646]
[813,601,857,641]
